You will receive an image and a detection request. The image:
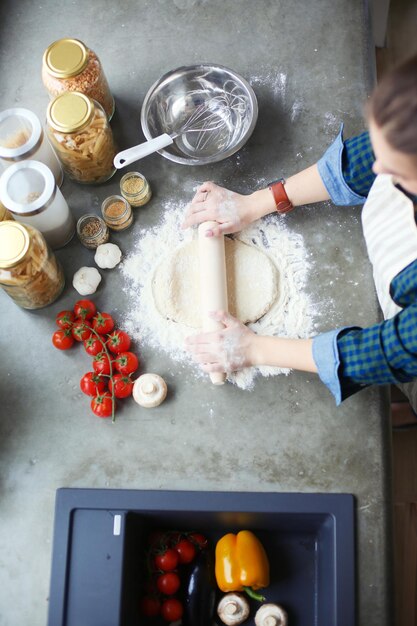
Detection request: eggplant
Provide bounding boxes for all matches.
[181,549,217,626]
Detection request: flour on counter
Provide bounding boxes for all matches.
[121,201,316,390]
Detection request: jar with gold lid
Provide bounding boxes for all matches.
[0,108,63,186]
[120,171,152,207]
[42,38,114,120]
[0,221,65,309]
[46,92,116,184]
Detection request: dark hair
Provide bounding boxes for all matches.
[370,52,417,155]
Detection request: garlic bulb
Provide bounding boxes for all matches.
[72,266,102,295]
[94,243,122,269]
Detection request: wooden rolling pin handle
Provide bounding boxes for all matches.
[198,221,228,385]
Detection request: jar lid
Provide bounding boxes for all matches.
[0,108,42,159]
[47,92,94,133]
[0,221,30,268]
[43,38,88,78]
[0,160,56,216]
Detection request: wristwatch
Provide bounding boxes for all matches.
[268,178,294,214]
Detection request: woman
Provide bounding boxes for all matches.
[183,53,417,411]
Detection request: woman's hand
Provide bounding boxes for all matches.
[185,311,257,373]
[186,310,318,375]
[182,181,274,237]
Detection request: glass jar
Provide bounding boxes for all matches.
[46,92,116,185]
[0,221,65,309]
[120,171,152,207]
[77,214,109,249]
[0,160,75,249]
[0,200,12,221]
[101,195,133,231]
[42,38,114,120]
[0,107,63,186]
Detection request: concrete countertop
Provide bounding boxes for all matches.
[0,1,392,625]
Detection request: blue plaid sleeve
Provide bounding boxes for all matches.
[313,258,417,403]
[317,126,376,205]
[342,131,376,197]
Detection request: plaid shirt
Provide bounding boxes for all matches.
[314,130,417,403]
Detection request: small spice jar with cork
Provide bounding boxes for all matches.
[120,171,152,207]
[101,195,133,231]
[76,214,109,249]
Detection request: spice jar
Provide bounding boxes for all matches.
[120,171,152,207]
[46,92,116,185]
[0,221,65,309]
[0,160,75,249]
[101,195,133,231]
[0,107,63,186]
[77,214,109,249]
[42,38,114,120]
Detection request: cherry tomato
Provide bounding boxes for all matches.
[108,374,134,399]
[91,392,113,418]
[80,372,107,397]
[74,299,96,320]
[106,330,131,354]
[174,538,196,564]
[156,572,180,596]
[93,352,112,376]
[140,596,161,617]
[92,312,115,335]
[161,598,183,622]
[55,310,75,330]
[71,318,93,342]
[52,329,74,350]
[114,351,139,375]
[155,548,179,572]
[188,532,208,548]
[84,335,104,356]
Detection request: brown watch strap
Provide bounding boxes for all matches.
[269,181,294,214]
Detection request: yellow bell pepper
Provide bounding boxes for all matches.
[215,530,270,601]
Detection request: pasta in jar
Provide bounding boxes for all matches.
[0,221,64,309]
[46,92,116,184]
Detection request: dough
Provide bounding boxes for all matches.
[152,237,279,328]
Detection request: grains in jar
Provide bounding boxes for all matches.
[0,107,63,186]
[46,92,116,184]
[101,195,133,231]
[0,160,75,249]
[42,38,114,120]
[0,221,65,309]
[120,171,152,207]
[77,214,109,249]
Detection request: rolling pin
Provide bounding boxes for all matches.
[198,221,228,385]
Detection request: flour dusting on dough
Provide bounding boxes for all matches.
[121,200,316,390]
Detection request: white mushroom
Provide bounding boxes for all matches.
[94,243,122,269]
[217,593,250,625]
[254,604,288,626]
[72,266,102,295]
[132,374,167,408]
